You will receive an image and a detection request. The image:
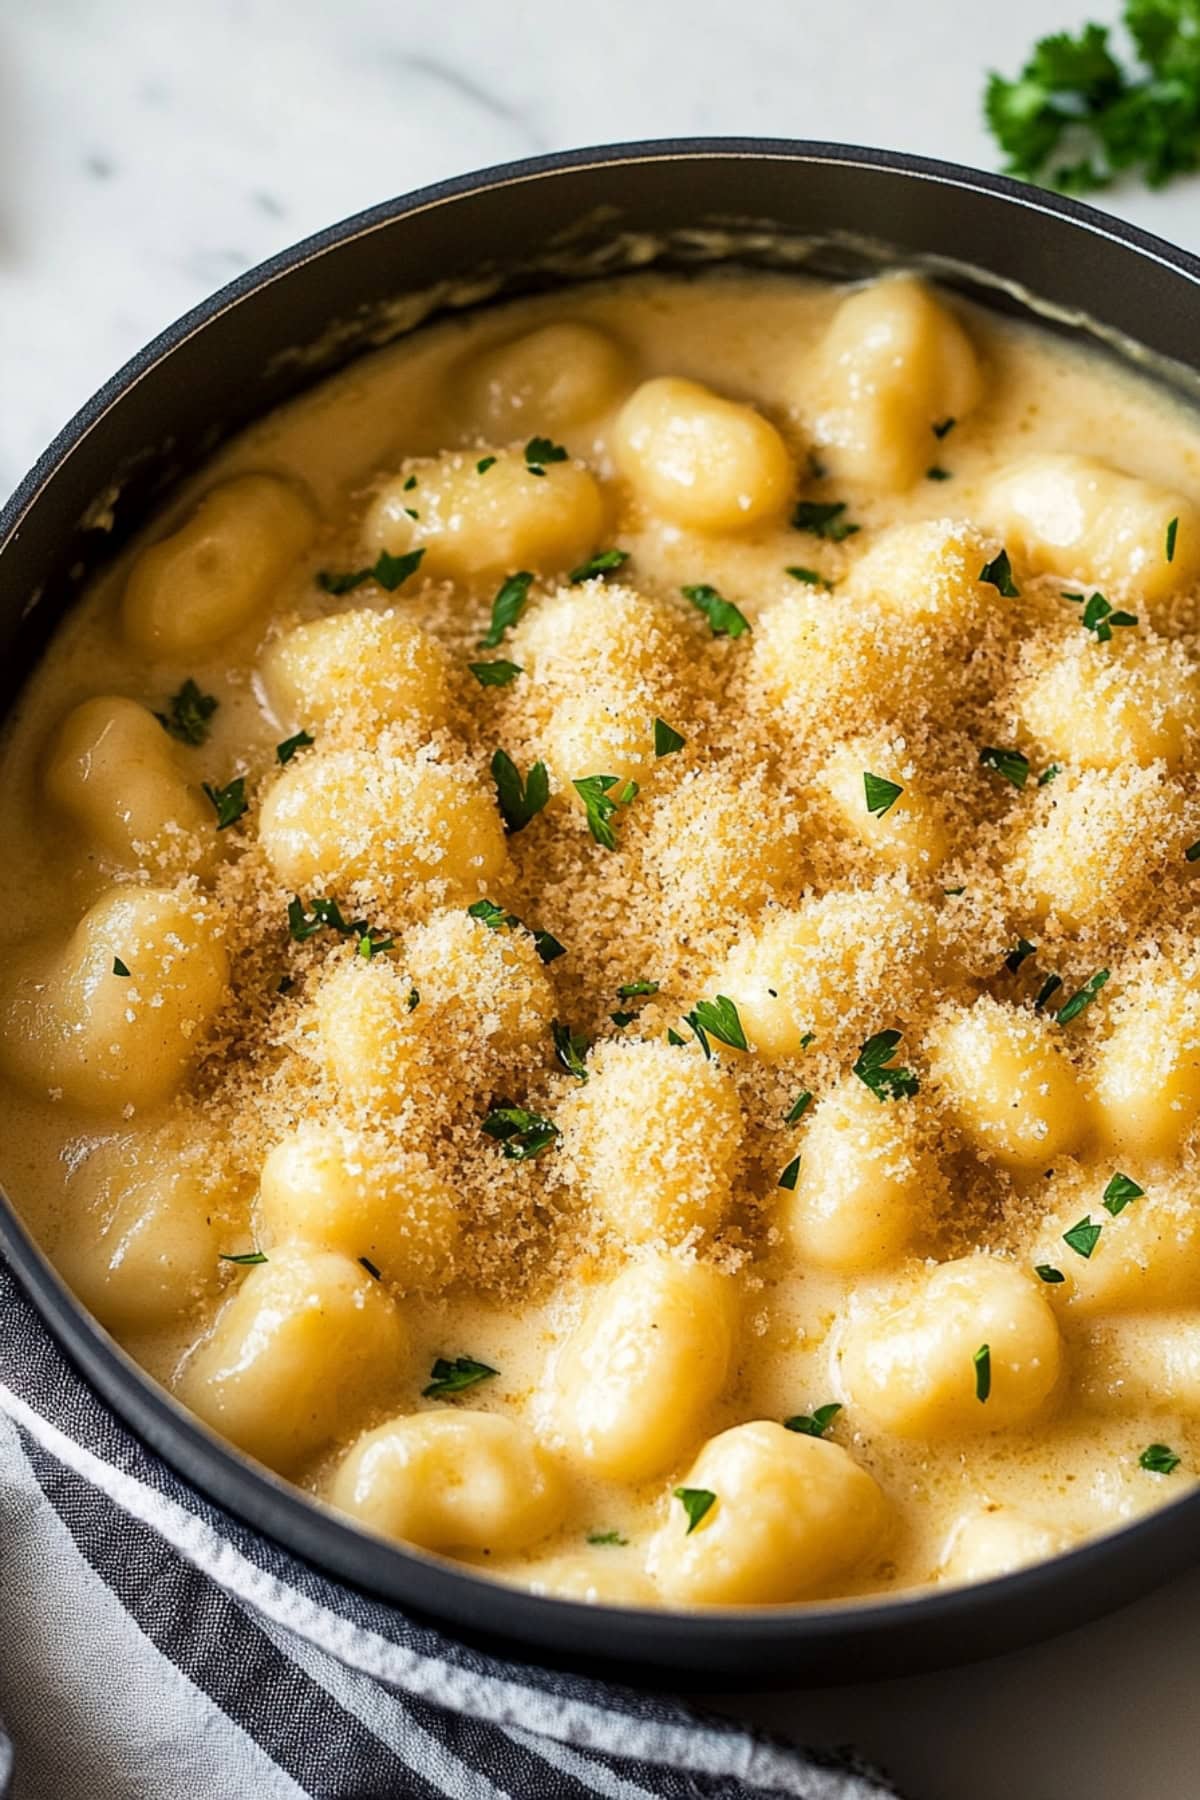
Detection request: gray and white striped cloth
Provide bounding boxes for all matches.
[0,1260,899,1800]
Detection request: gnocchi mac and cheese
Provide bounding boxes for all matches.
[5,270,1200,1609]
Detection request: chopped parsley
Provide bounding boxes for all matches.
[533,929,566,964]
[979,549,1020,597]
[1140,1442,1181,1475]
[1102,1171,1144,1215]
[853,1029,919,1101]
[568,548,629,583]
[1005,936,1037,975]
[407,987,420,1012]
[317,547,425,595]
[863,771,903,818]
[610,1010,636,1028]
[573,774,638,850]
[926,465,952,482]
[666,1028,686,1047]
[674,1487,716,1534]
[617,979,659,1000]
[403,475,417,491]
[682,583,751,639]
[1034,972,1065,1012]
[467,897,564,964]
[784,1402,842,1438]
[654,717,686,758]
[356,928,395,960]
[482,1104,559,1160]
[276,729,314,765]
[791,499,860,541]
[1186,839,1200,863]
[1056,967,1110,1024]
[524,435,568,475]
[469,659,523,687]
[1063,1214,1102,1259]
[1080,591,1138,641]
[974,1343,992,1403]
[786,565,832,590]
[422,1355,498,1399]
[476,455,497,475]
[1167,515,1179,562]
[491,749,550,833]
[358,1256,381,1281]
[979,745,1030,790]
[932,417,957,439]
[1038,763,1062,787]
[587,1530,629,1546]
[682,994,748,1058]
[220,1250,267,1266]
[480,571,534,648]
[157,678,218,746]
[779,1155,802,1191]
[203,776,248,830]
[277,975,295,995]
[551,1019,590,1083]
[985,7,1200,195]
[1035,1263,1066,1284]
[784,1089,813,1125]
[112,957,131,978]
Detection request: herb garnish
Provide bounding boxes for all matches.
[682,995,748,1059]
[617,979,659,1000]
[1035,1264,1066,1284]
[979,549,1020,597]
[482,1104,559,1160]
[1063,1215,1102,1258]
[157,678,218,746]
[1080,591,1138,641]
[203,777,248,830]
[276,729,314,765]
[569,548,629,584]
[1186,840,1200,863]
[784,1090,813,1125]
[476,455,497,475]
[1005,937,1037,975]
[574,774,638,849]
[792,499,860,541]
[1140,1442,1181,1475]
[979,745,1030,790]
[358,1256,381,1281]
[551,1020,590,1083]
[356,929,395,960]
[1034,972,1065,1011]
[480,571,534,648]
[1167,516,1179,562]
[654,717,686,758]
[1102,1171,1144,1215]
[784,1402,842,1438]
[467,897,564,964]
[786,565,832,590]
[926,465,952,482]
[933,417,957,439]
[853,1029,919,1101]
[491,749,550,833]
[863,771,903,818]
[587,1530,629,1546]
[221,1250,268,1266]
[317,547,425,595]
[779,1155,802,1190]
[674,1487,716,1534]
[1038,763,1062,787]
[112,957,131,978]
[422,1356,498,1398]
[974,1344,992,1403]
[524,436,568,475]
[682,583,751,638]
[469,659,523,687]
[1057,968,1110,1024]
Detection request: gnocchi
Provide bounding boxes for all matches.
[454,321,628,435]
[927,998,1090,1170]
[261,609,451,739]
[613,376,793,531]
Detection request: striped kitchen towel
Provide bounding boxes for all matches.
[0,1260,898,1800]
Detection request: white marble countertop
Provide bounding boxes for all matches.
[5,2,1200,1795]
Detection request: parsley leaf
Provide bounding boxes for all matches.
[112,957,131,978]
[1038,763,1062,787]
[853,1029,919,1101]
[682,583,751,638]
[863,771,903,817]
[276,729,314,765]
[1140,1442,1181,1475]
[784,1402,842,1438]
[469,659,523,687]
[573,774,638,850]
[468,897,519,932]
[979,549,1020,596]
[1034,972,1065,1011]
[476,455,497,475]
[792,499,860,541]
[610,1010,636,1028]
[524,436,568,475]
[358,1256,381,1280]
[1063,1214,1102,1259]
[533,929,566,964]
[587,1530,629,1546]
[551,1019,590,1083]
[1057,968,1110,1024]
[784,1089,813,1125]
[974,1343,992,1403]
[203,776,248,830]
[1005,936,1038,975]
[1188,839,1200,864]
[1035,1263,1066,1284]
[157,678,218,746]
[779,1154,802,1191]
[654,717,686,758]
[1102,1171,1144,1215]
[220,1250,268,1266]
[1167,515,1179,562]
[491,749,550,833]
[617,979,659,1000]
[926,465,952,482]
[482,1104,559,1160]
[933,416,957,439]
[674,1487,716,1534]
[422,1355,498,1398]
[682,995,749,1058]
[979,745,1030,789]
[317,548,425,595]
[786,565,832,590]
[480,571,534,648]
[1080,590,1138,641]
[569,548,629,583]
